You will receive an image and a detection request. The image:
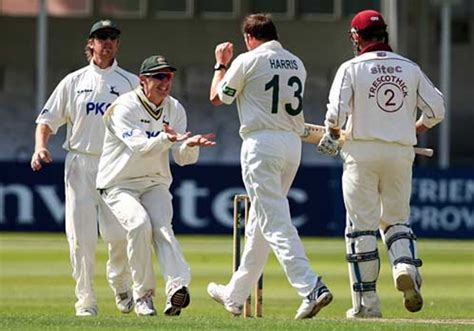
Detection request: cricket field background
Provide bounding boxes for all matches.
[0,233,473,330]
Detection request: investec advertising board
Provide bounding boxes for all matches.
[0,163,472,239]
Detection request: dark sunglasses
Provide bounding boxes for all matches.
[148,72,173,81]
[93,31,119,41]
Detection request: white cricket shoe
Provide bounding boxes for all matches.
[164,301,181,316]
[207,282,242,316]
[134,292,156,316]
[395,270,423,312]
[115,291,134,314]
[163,285,190,316]
[346,306,382,319]
[75,306,98,317]
[294,280,333,320]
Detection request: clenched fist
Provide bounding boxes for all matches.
[215,42,233,67]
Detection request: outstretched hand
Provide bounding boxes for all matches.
[163,123,191,142]
[185,133,217,147]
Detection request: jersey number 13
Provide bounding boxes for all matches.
[265,75,303,116]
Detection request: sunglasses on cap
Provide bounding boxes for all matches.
[93,31,119,41]
[147,72,173,81]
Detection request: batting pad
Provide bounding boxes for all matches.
[345,230,381,311]
[381,224,422,268]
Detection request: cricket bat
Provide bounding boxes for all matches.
[301,123,434,157]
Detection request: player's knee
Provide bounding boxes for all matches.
[127,217,152,238]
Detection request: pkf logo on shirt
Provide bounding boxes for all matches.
[86,102,111,115]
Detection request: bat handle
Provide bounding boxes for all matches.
[414,147,434,157]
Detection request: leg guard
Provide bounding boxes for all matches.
[381,224,422,276]
[381,224,423,312]
[381,224,422,267]
[346,229,381,315]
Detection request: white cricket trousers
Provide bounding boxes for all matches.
[64,152,130,312]
[101,181,191,300]
[226,130,319,305]
[341,140,415,230]
[340,140,415,311]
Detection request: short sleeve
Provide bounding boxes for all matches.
[35,77,69,134]
[217,55,246,105]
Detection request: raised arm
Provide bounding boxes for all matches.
[210,42,234,105]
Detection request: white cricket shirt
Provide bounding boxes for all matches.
[36,60,139,155]
[324,51,445,146]
[96,87,199,189]
[218,40,306,138]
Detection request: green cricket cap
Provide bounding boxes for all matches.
[89,19,120,37]
[140,55,177,75]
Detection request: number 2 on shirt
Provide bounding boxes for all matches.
[265,75,303,116]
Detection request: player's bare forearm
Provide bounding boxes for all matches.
[210,41,233,105]
[34,123,52,151]
[31,124,53,171]
[210,71,225,105]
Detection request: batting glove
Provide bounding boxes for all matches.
[317,131,340,157]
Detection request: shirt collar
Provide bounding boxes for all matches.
[89,59,118,73]
[253,40,283,51]
[358,42,393,55]
[135,86,166,112]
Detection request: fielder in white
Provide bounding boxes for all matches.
[31,20,139,316]
[207,14,333,320]
[317,10,445,318]
[96,55,215,317]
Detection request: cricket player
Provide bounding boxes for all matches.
[207,14,333,320]
[317,10,445,318]
[31,20,139,316]
[96,55,215,317]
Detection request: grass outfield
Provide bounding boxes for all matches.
[0,233,473,330]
